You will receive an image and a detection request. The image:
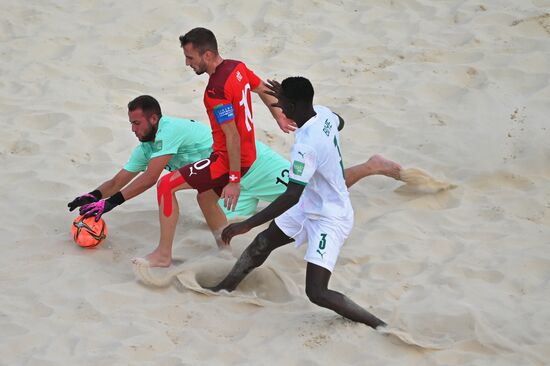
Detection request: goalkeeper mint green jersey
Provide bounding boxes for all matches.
[124,116,212,173]
[123,115,290,217]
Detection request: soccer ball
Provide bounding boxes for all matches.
[71,215,108,248]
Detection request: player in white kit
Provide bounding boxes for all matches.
[210,76,386,329]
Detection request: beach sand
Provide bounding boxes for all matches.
[1,0,549,365]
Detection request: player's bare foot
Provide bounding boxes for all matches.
[366,154,402,180]
[134,248,172,268]
[204,285,222,292]
[131,257,180,287]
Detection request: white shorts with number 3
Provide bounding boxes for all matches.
[275,205,353,272]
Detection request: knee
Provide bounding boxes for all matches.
[249,231,272,259]
[157,173,171,192]
[305,284,327,306]
[157,172,185,195]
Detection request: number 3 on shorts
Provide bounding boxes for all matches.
[318,233,327,250]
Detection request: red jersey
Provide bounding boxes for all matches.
[203,59,260,169]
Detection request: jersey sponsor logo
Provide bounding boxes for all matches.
[213,104,235,124]
[153,140,163,152]
[236,71,243,82]
[323,119,332,136]
[292,160,305,175]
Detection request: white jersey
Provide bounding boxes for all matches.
[288,105,353,220]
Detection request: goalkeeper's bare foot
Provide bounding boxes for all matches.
[132,248,172,268]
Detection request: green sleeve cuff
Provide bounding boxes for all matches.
[289,178,307,186]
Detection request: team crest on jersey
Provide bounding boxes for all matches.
[153,140,163,152]
[292,160,305,175]
[236,71,242,82]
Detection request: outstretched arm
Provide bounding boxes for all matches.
[79,155,171,220]
[221,182,305,244]
[119,155,172,201]
[253,81,297,133]
[68,169,137,212]
[96,169,138,198]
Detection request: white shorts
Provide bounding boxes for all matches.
[274,205,353,272]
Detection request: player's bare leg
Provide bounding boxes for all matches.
[305,263,386,329]
[197,190,229,249]
[344,154,401,187]
[140,171,191,267]
[207,221,293,291]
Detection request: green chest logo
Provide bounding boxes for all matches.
[292,160,305,175]
[153,140,163,152]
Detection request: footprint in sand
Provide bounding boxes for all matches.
[469,171,534,191]
[134,31,162,50]
[9,138,40,156]
[369,260,426,282]
[17,112,66,130]
[456,267,505,284]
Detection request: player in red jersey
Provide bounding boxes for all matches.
[134,28,292,267]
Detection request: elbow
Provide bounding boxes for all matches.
[337,116,345,131]
[224,129,240,147]
[287,190,302,206]
[334,113,345,131]
[146,176,159,188]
